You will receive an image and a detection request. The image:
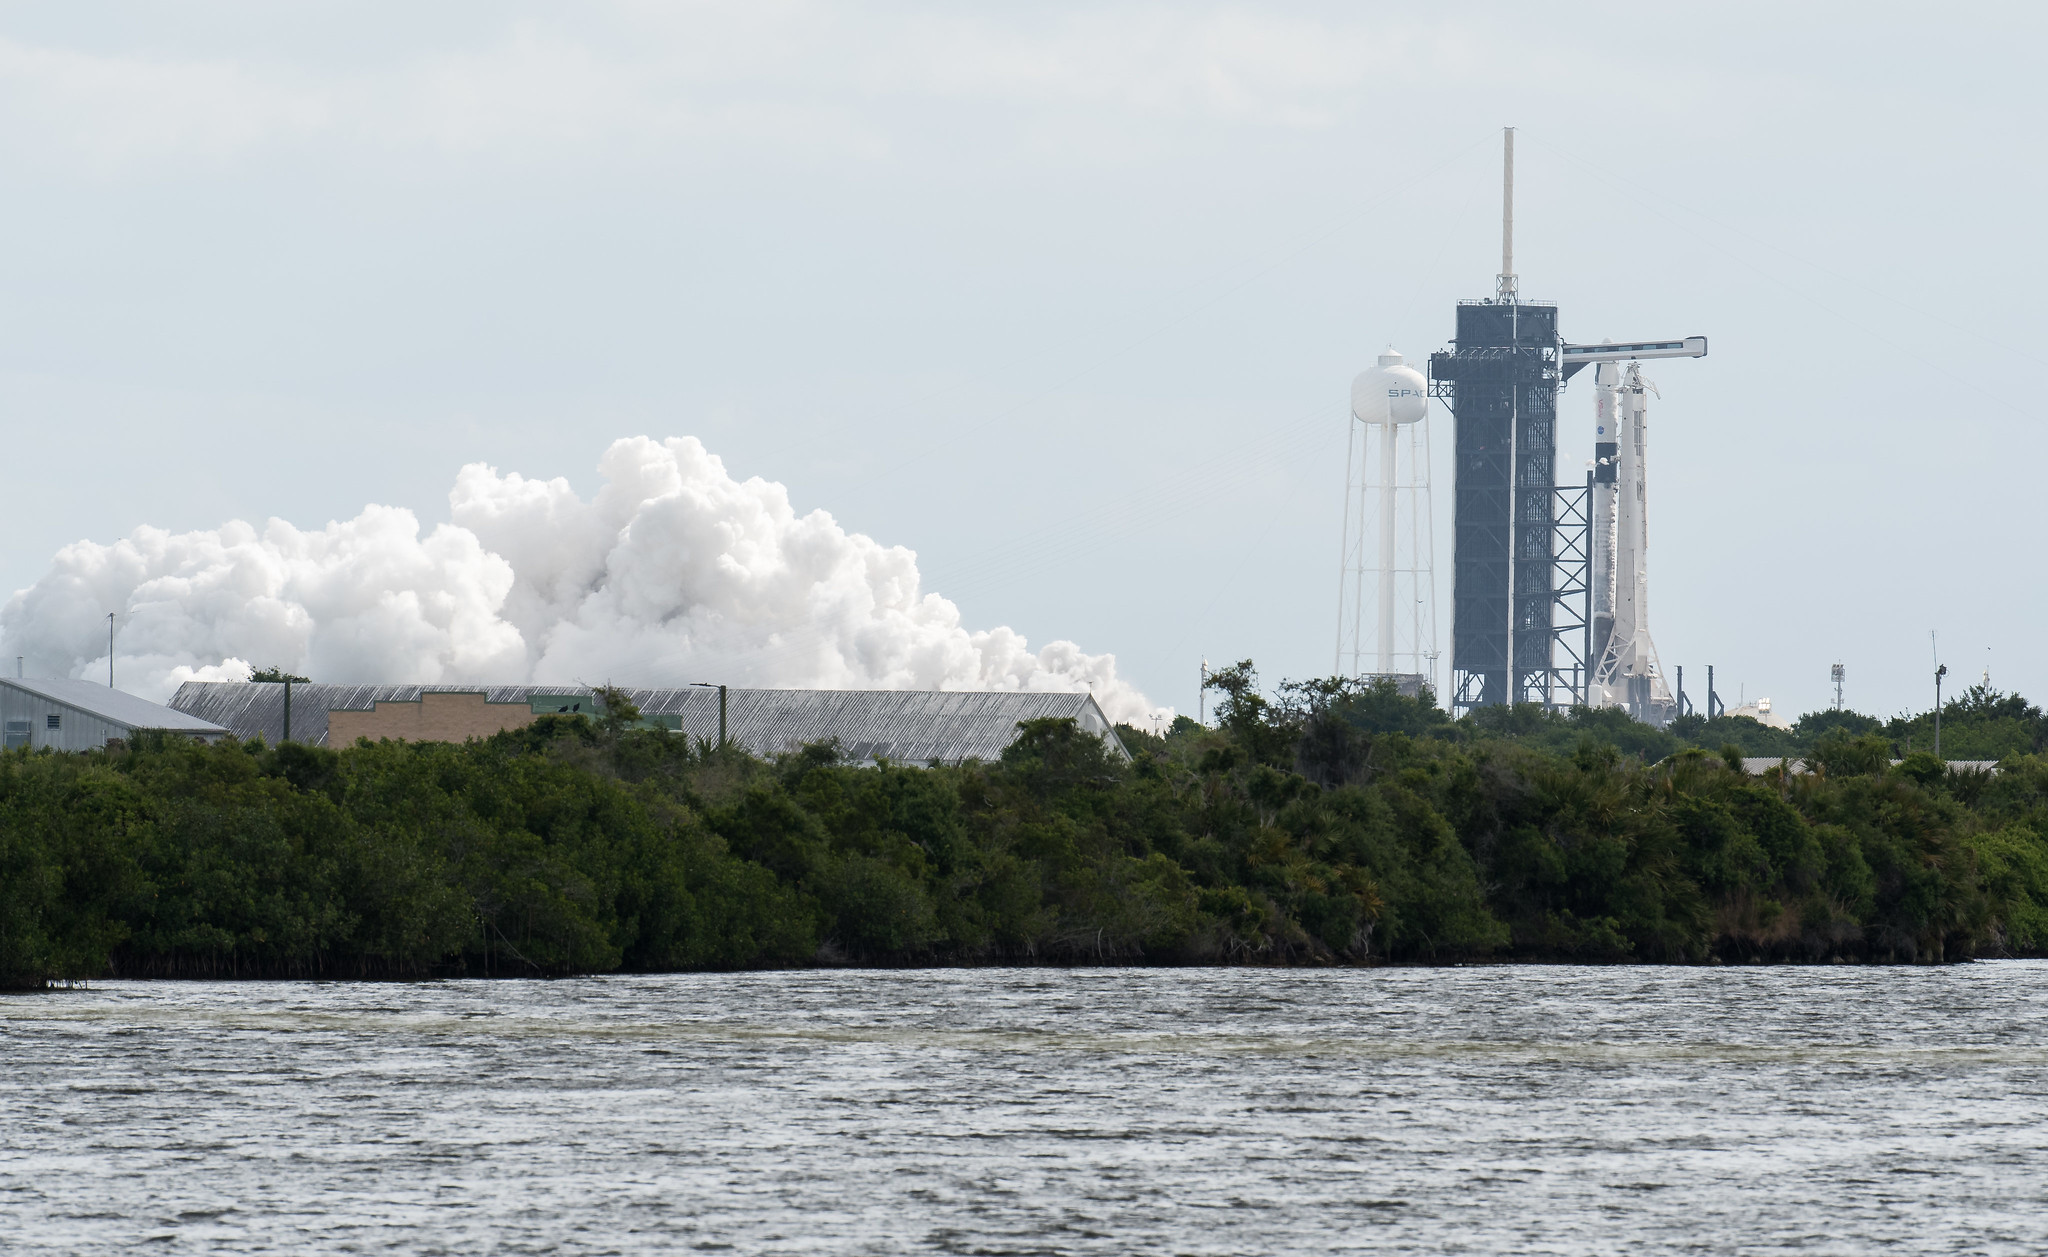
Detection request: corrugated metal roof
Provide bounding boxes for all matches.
[167,682,1127,763]
[3,678,227,734]
[1739,756,2003,776]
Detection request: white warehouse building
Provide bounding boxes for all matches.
[1,678,227,752]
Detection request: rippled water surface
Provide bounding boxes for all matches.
[5,965,2048,1254]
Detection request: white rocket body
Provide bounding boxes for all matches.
[1590,360,1619,662]
[1591,362,1675,723]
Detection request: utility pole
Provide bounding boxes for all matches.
[1934,663,1947,759]
[107,613,115,688]
[1199,658,1208,726]
[1931,630,1944,760]
[252,669,310,741]
[690,682,728,748]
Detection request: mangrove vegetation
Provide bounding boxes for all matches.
[5,671,2048,987]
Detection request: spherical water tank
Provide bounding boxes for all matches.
[1351,348,1429,425]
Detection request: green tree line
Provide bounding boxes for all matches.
[4,671,2047,987]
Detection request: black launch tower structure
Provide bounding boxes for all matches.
[1431,300,1589,713]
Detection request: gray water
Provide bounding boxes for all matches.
[4,966,2046,1255]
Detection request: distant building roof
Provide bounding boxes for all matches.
[168,682,1126,764]
[1739,756,2002,777]
[1724,700,1792,731]
[2,677,227,735]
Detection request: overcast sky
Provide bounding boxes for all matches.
[1,1,2040,720]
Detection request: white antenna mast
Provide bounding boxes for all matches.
[1497,127,1517,303]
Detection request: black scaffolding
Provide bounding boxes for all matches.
[1431,300,1584,714]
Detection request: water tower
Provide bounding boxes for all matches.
[1335,348,1437,694]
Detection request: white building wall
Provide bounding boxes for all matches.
[2,688,161,751]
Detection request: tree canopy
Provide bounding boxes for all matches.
[4,670,2045,987]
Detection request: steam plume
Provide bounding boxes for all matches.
[0,436,1160,725]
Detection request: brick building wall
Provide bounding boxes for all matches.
[329,692,540,745]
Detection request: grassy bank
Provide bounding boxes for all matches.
[5,672,2047,987]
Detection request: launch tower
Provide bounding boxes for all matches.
[1431,298,1565,709]
[1431,129,1572,710]
[1433,129,1707,717]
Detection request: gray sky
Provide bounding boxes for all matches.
[1,1,2040,721]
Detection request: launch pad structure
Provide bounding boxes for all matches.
[1430,299,1573,710]
[1432,129,1707,722]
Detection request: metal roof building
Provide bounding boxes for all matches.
[1739,757,2004,777]
[168,683,1127,764]
[2,678,228,751]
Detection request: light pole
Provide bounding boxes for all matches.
[690,682,727,748]
[253,668,310,742]
[1934,663,1947,759]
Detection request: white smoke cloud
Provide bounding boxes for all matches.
[0,436,1163,727]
